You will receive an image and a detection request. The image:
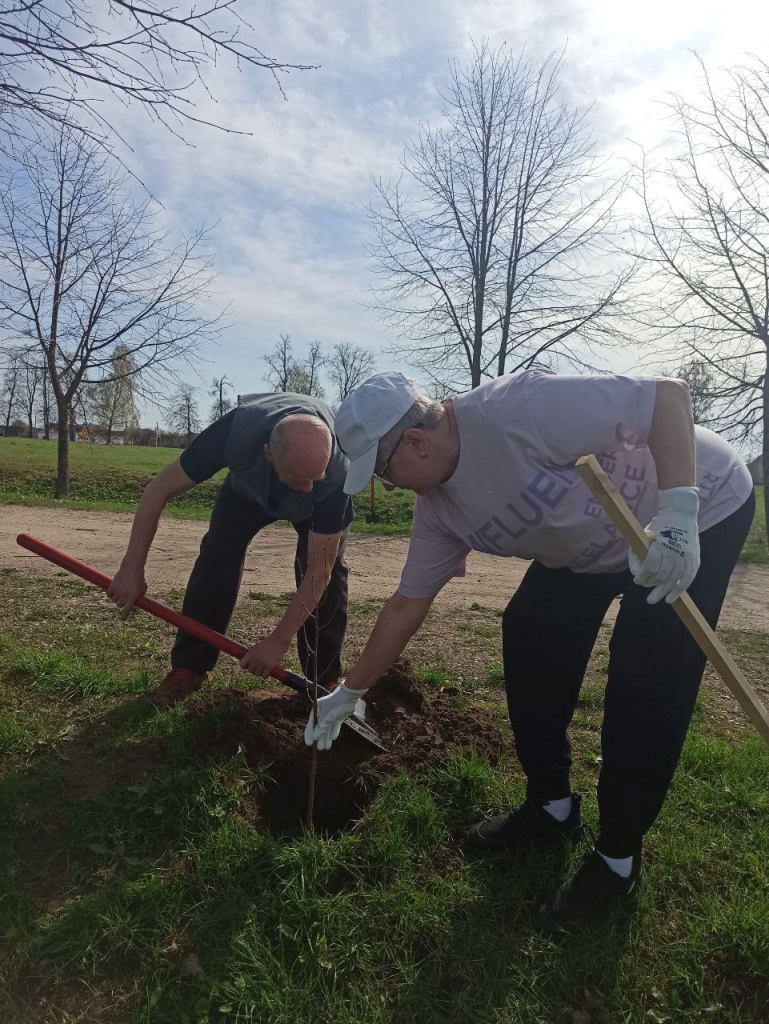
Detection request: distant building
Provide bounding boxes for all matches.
[747,456,764,485]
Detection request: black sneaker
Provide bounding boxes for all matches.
[536,847,643,933]
[467,795,583,852]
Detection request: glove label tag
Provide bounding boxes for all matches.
[659,526,687,557]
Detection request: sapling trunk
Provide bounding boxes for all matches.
[307,685,318,829]
[302,534,330,829]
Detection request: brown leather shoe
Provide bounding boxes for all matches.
[150,667,210,707]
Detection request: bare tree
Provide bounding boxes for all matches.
[326,342,375,405]
[632,55,769,543]
[368,41,632,392]
[676,358,717,425]
[263,334,326,397]
[35,355,54,439]
[209,374,234,422]
[85,345,139,443]
[263,333,295,392]
[0,0,314,149]
[1,346,24,433]
[17,346,41,436]
[167,383,200,447]
[0,127,221,495]
[304,340,326,400]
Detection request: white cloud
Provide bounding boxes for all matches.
[93,0,769,420]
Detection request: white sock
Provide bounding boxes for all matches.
[598,850,633,878]
[542,796,573,822]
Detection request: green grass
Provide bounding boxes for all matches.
[0,436,416,532]
[0,570,768,1023]
[741,486,767,564]
[0,435,223,512]
[3,437,766,555]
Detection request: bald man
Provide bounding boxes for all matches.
[107,393,353,706]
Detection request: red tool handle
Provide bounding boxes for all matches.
[15,532,307,691]
[16,532,387,750]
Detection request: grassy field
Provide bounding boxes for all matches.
[1,436,766,558]
[1,569,768,1023]
[739,488,767,564]
[0,437,415,533]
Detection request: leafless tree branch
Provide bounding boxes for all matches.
[0,0,316,149]
[629,56,769,540]
[0,125,223,493]
[367,40,634,391]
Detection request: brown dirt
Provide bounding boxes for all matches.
[191,659,505,834]
[2,504,768,630]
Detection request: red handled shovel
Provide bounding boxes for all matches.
[16,533,386,752]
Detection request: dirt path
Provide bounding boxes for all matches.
[2,504,768,631]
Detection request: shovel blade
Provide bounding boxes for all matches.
[280,669,386,751]
[346,705,387,751]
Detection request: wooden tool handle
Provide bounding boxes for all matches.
[576,455,769,747]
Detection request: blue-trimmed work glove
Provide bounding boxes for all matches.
[628,487,700,605]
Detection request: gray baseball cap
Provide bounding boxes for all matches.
[334,371,419,494]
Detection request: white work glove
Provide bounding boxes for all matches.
[303,680,370,751]
[628,486,700,605]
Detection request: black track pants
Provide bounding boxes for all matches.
[502,494,755,858]
[171,479,349,686]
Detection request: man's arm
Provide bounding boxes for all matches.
[240,529,343,677]
[630,377,700,604]
[647,378,696,488]
[345,591,435,689]
[303,590,434,749]
[106,458,196,619]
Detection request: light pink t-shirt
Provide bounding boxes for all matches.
[397,370,753,599]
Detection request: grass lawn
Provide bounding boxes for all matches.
[740,486,767,564]
[0,437,414,533]
[1,570,768,1023]
[1,437,765,558]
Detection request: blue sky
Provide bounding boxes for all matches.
[101,0,769,425]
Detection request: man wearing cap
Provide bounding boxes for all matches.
[107,393,353,705]
[304,369,754,932]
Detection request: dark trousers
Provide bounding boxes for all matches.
[502,494,755,858]
[171,480,349,685]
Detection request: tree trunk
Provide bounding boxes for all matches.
[42,385,51,440]
[27,416,34,438]
[472,301,484,388]
[68,406,77,442]
[4,389,15,433]
[56,399,70,497]
[763,368,769,552]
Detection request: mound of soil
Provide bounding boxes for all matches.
[190,659,506,835]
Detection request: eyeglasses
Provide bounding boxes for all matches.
[373,433,404,484]
[373,421,424,484]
